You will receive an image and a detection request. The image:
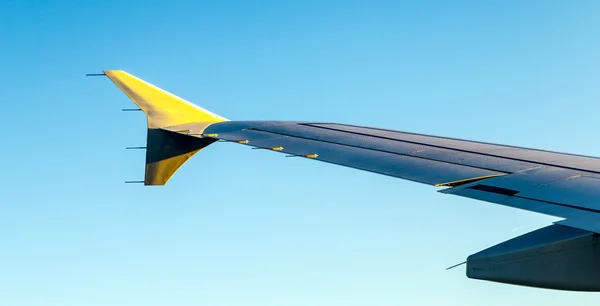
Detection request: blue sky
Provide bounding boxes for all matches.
[1,1,599,305]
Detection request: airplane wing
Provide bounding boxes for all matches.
[97,70,600,291]
[166,120,600,232]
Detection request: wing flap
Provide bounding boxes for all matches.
[439,168,600,233]
[440,168,600,213]
[518,176,600,212]
[441,182,575,218]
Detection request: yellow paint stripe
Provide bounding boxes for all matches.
[435,173,507,187]
[270,146,284,151]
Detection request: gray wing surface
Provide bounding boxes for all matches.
[164,121,600,233]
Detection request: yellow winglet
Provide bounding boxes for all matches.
[103,70,228,185]
[104,70,227,128]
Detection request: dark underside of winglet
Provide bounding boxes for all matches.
[144,129,217,185]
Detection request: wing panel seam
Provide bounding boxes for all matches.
[309,123,600,160]
[302,124,599,175]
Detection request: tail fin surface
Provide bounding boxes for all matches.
[103,70,227,185]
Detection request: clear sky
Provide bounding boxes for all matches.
[1,1,599,305]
